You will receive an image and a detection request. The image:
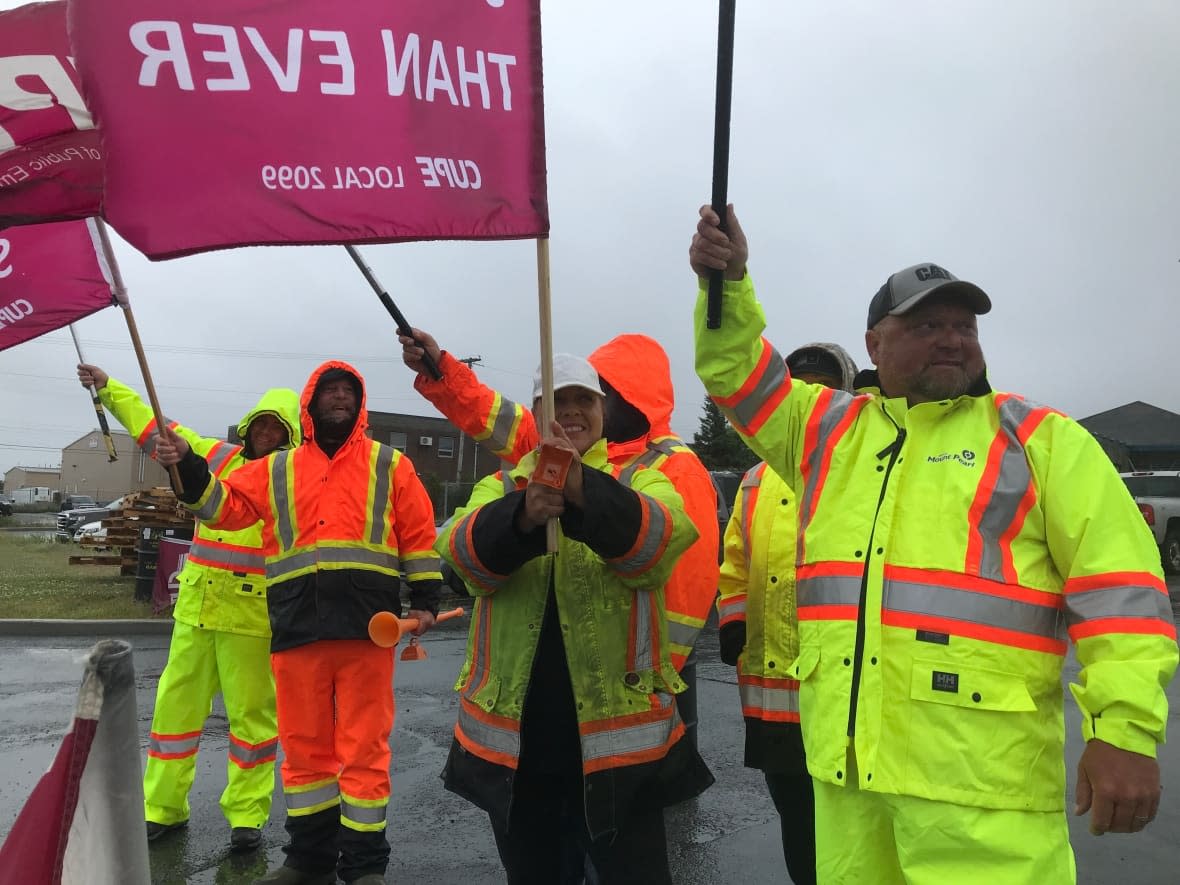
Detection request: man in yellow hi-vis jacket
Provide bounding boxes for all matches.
[77,364,300,853]
[688,208,1177,884]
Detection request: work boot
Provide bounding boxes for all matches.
[145,820,187,841]
[251,864,336,885]
[230,826,263,852]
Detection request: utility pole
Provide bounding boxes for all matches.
[455,357,482,483]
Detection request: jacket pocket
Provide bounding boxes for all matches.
[461,670,501,715]
[903,659,1045,801]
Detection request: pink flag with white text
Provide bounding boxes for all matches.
[0,218,117,351]
[0,1,103,227]
[69,0,549,260]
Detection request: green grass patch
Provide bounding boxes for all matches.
[0,533,157,619]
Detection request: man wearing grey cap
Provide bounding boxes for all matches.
[689,204,1176,883]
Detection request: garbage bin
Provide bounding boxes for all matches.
[152,537,194,614]
[134,524,194,603]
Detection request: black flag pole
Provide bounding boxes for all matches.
[344,245,442,381]
[706,0,737,330]
[68,323,118,462]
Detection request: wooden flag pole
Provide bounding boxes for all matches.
[535,238,558,553]
[68,323,118,462]
[706,0,737,330]
[92,218,183,493]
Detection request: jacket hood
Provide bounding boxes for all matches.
[588,334,674,436]
[785,342,859,392]
[300,360,369,449]
[237,387,302,458]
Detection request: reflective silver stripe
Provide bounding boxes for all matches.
[738,464,764,555]
[796,391,858,561]
[796,574,861,609]
[631,591,654,672]
[284,782,340,811]
[195,480,225,521]
[340,801,386,825]
[502,471,516,494]
[618,438,685,485]
[971,398,1039,582]
[462,598,493,697]
[884,578,1064,641]
[580,700,679,765]
[718,597,746,618]
[207,442,239,475]
[723,346,788,430]
[188,539,265,572]
[451,511,505,590]
[666,620,700,651]
[739,680,799,715]
[486,395,522,455]
[228,738,277,766]
[1065,583,1174,627]
[457,702,520,759]
[610,495,669,575]
[403,556,441,577]
[149,734,200,756]
[271,451,295,550]
[368,444,395,546]
[267,549,318,580]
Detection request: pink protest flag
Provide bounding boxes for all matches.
[69,0,549,259]
[0,217,117,352]
[0,641,151,885]
[0,1,103,226]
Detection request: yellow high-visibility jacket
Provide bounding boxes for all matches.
[718,461,809,772]
[99,377,300,636]
[437,441,709,838]
[695,275,1178,812]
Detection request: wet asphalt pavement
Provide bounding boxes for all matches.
[1,584,1179,885]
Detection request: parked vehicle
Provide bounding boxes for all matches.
[56,498,113,542]
[0,496,13,517]
[58,494,97,512]
[709,470,742,563]
[73,519,110,550]
[1120,470,1180,575]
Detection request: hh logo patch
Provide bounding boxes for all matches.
[932,671,959,693]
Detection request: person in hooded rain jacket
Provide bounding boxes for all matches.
[715,342,857,885]
[436,353,713,885]
[76,363,300,852]
[398,330,719,747]
[155,361,443,885]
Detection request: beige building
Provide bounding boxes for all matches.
[3,466,61,501]
[58,430,170,503]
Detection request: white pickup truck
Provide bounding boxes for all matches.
[1120,471,1180,575]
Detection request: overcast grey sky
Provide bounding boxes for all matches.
[2,0,1178,477]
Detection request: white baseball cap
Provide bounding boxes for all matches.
[531,353,605,400]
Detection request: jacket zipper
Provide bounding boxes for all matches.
[846,424,906,738]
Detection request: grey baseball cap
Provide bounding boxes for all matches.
[866,263,991,330]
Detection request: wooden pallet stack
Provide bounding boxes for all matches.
[71,487,195,574]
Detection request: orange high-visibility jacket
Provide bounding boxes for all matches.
[415,335,719,667]
[696,275,1178,811]
[183,361,442,651]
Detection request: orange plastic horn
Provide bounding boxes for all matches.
[367,606,465,648]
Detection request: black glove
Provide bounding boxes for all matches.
[719,621,747,666]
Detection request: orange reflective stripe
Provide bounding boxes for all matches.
[711,338,790,435]
[882,566,1067,655]
[148,729,201,760]
[798,391,866,563]
[579,698,683,774]
[796,561,863,622]
[1064,571,1176,641]
[739,673,800,722]
[608,493,673,578]
[187,538,265,574]
[455,697,520,770]
[626,590,659,673]
[717,593,746,626]
[738,463,765,557]
[228,733,278,769]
